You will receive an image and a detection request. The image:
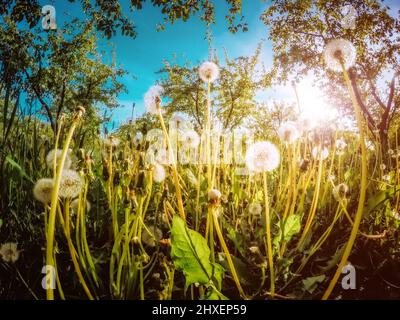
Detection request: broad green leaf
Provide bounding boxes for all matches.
[364,186,400,218]
[273,214,301,248]
[302,274,325,294]
[170,215,224,290]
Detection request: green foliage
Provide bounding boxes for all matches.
[170,215,225,290]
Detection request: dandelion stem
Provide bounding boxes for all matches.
[263,171,275,298]
[322,62,368,300]
[46,110,82,300]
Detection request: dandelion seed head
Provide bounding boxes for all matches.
[152,163,166,183]
[102,135,120,148]
[380,164,386,171]
[0,242,20,263]
[33,178,54,204]
[388,149,394,156]
[144,85,164,115]
[335,138,347,150]
[208,189,222,201]
[181,129,200,148]
[246,141,280,173]
[312,146,329,161]
[199,61,219,83]
[278,121,299,144]
[248,202,262,216]
[59,170,84,198]
[46,149,72,170]
[70,198,91,213]
[324,38,356,72]
[382,174,391,182]
[134,132,143,144]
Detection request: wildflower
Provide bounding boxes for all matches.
[59,170,84,198]
[134,132,143,144]
[333,183,349,201]
[335,138,347,150]
[181,129,200,148]
[70,198,91,213]
[208,189,222,201]
[391,210,400,221]
[249,246,260,254]
[141,226,163,247]
[46,149,72,170]
[365,140,375,151]
[278,121,299,144]
[170,112,191,130]
[324,38,356,72]
[144,85,164,115]
[199,61,219,83]
[245,141,280,173]
[0,242,20,263]
[33,178,54,204]
[312,146,329,160]
[152,163,166,183]
[382,174,391,182]
[248,202,262,216]
[102,135,120,148]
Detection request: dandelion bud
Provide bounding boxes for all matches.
[208,189,222,201]
[0,242,20,263]
[333,183,349,201]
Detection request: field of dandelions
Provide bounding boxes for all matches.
[1,38,400,300]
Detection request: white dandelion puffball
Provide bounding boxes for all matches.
[365,140,375,151]
[181,129,200,148]
[102,136,120,148]
[324,38,356,72]
[59,170,84,198]
[278,121,300,144]
[0,242,20,263]
[134,132,143,144]
[144,85,164,115]
[33,178,54,204]
[199,61,220,83]
[70,198,91,213]
[170,112,191,130]
[245,141,280,173]
[153,163,166,183]
[141,226,163,247]
[335,138,347,150]
[46,149,72,170]
[312,146,329,161]
[208,189,222,201]
[248,202,262,216]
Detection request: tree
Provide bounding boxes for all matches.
[159,46,267,131]
[261,0,400,149]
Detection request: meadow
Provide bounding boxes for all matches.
[1,0,400,300]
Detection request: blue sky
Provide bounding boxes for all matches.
[41,0,271,128]
[39,0,399,129]
[101,0,271,127]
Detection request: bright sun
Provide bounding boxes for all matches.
[297,80,339,127]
